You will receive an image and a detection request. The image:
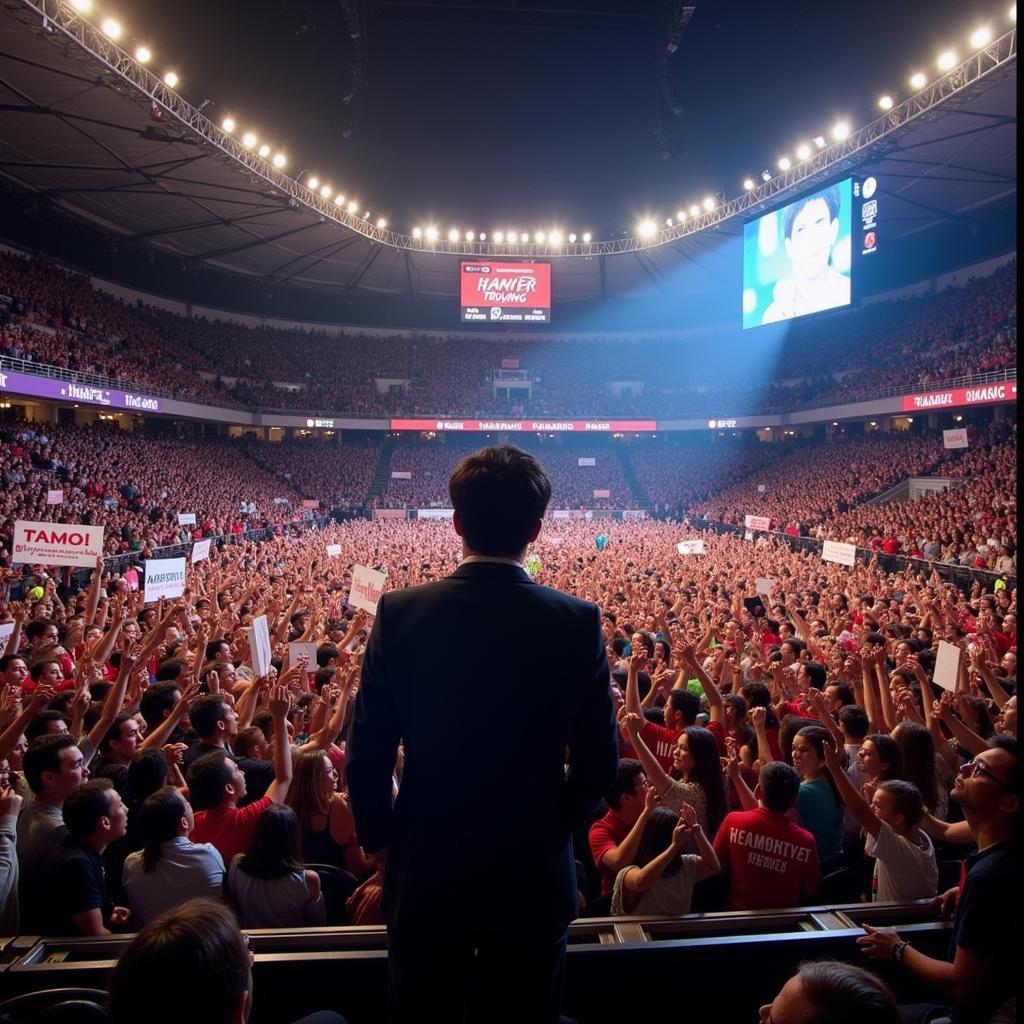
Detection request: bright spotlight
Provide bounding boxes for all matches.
[813,136,826,149]
[494,231,504,243]
[70,0,92,12]
[465,230,475,241]
[549,230,562,245]
[241,132,257,149]
[362,211,370,219]
[221,117,236,133]
[412,227,422,239]
[333,195,343,206]
[970,25,992,47]
[448,229,459,241]
[101,17,121,39]
[347,201,358,213]
[535,231,546,243]
[878,94,894,110]
[795,143,811,160]
[135,46,151,63]
[676,209,687,220]
[520,232,530,243]
[936,50,957,71]
[831,121,850,140]
[777,156,791,170]
[479,233,486,241]
[638,220,656,238]
[320,185,332,198]
[1011,5,1016,22]
[582,232,592,243]
[743,178,755,191]
[702,196,715,211]
[910,71,927,89]
[568,233,577,242]
[376,218,386,228]
[258,144,270,157]
[163,71,179,89]
[272,152,286,168]
[425,226,438,241]
[760,170,772,182]
[665,218,673,227]
[689,204,700,217]
[307,176,318,189]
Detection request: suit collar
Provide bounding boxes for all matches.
[449,561,533,583]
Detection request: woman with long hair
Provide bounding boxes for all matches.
[892,722,946,818]
[792,726,844,871]
[622,712,728,838]
[857,733,904,789]
[228,804,326,928]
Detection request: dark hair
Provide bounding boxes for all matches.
[154,658,185,683]
[99,712,135,755]
[825,680,855,706]
[682,727,728,836]
[25,619,59,643]
[779,716,819,764]
[722,693,748,720]
[0,653,28,674]
[186,750,232,811]
[189,694,229,739]
[139,682,181,731]
[23,733,78,793]
[960,695,995,740]
[864,733,903,782]
[108,899,249,1024]
[63,778,115,838]
[794,960,900,1024]
[988,734,1018,797]
[803,661,828,690]
[235,726,265,759]
[667,688,701,725]
[877,779,924,827]
[837,704,870,741]
[29,656,62,682]
[204,637,231,662]
[237,803,304,880]
[893,722,938,813]
[315,643,340,669]
[634,808,684,878]
[313,667,335,693]
[448,445,552,557]
[604,758,645,810]
[795,726,843,807]
[24,708,70,742]
[126,748,170,806]
[140,787,189,871]
[759,761,802,813]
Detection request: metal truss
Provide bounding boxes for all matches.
[5,0,1018,258]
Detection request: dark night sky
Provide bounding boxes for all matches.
[126,0,994,235]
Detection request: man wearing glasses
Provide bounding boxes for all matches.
[859,736,1017,1024]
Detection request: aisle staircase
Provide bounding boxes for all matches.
[365,436,398,506]
[617,447,651,510]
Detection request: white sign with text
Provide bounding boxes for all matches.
[676,540,705,555]
[822,540,857,566]
[933,641,962,691]
[46,490,63,505]
[744,514,770,531]
[177,512,197,526]
[144,557,187,602]
[942,428,969,449]
[191,539,212,564]
[13,520,104,568]
[350,564,387,616]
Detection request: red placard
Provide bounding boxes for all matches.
[901,380,1016,411]
[460,262,551,324]
[389,418,657,432]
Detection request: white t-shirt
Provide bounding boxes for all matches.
[865,821,938,902]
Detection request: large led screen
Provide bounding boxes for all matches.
[460,261,552,323]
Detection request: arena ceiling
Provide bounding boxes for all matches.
[0,0,1016,302]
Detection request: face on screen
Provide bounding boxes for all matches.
[785,198,839,281]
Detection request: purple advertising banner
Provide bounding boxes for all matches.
[0,367,163,413]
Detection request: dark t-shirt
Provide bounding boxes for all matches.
[950,838,1017,1024]
[91,757,130,797]
[37,837,109,936]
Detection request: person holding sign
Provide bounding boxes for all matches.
[348,445,617,1024]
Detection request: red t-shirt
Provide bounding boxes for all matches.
[191,794,272,865]
[588,809,632,895]
[620,719,727,773]
[713,806,819,910]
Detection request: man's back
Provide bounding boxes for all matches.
[348,560,616,936]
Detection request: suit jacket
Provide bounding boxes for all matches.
[347,560,617,937]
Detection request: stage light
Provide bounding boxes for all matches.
[582,232,592,243]
[937,50,957,71]
[347,201,358,213]
[219,117,236,135]
[638,220,656,238]
[258,144,270,157]
[494,231,504,243]
[520,232,530,242]
[568,233,577,242]
[412,227,422,239]
[479,233,486,241]
[743,178,755,191]
[795,143,810,160]
[319,185,331,198]
[163,71,179,89]
[376,218,387,228]
[676,209,687,220]
[425,226,438,241]
[970,25,992,47]
[448,228,459,241]
[910,71,926,89]
[831,121,850,140]
[689,204,700,217]
[535,231,546,243]
[242,132,260,149]
[777,156,791,170]
[307,176,318,189]
[878,94,894,110]
[101,17,122,39]
[1011,5,1016,22]
[70,0,92,12]
[549,230,562,244]
[135,46,151,63]
[761,170,772,182]
[665,218,673,227]
[272,152,286,168]
[465,230,475,241]
[362,211,370,219]
[333,195,343,206]
[702,196,715,211]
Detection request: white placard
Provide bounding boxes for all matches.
[177,512,197,526]
[593,489,610,498]
[822,540,857,566]
[943,428,969,450]
[350,564,387,616]
[326,544,342,558]
[933,641,962,692]
[144,557,187,602]
[757,484,766,493]
[676,540,705,555]
[46,489,63,505]
[191,539,212,564]
[391,471,412,479]
[288,642,318,670]
[744,531,754,541]
[250,615,272,676]
[0,622,14,647]
[417,509,455,519]
[13,520,104,568]
[578,457,596,466]
[744,514,770,531]
[756,577,776,598]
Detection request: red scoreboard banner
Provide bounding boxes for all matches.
[901,379,1016,411]
[390,418,657,433]
[460,261,552,323]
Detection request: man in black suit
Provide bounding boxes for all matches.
[347,445,618,1024]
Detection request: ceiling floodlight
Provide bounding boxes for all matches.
[373,218,385,229]
[258,144,270,157]
[479,233,486,241]
[534,230,546,243]
[135,46,151,63]
[878,94,894,110]
[689,204,700,216]
[548,230,562,244]
[347,201,358,213]
[101,17,121,39]
[465,230,475,241]
[448,228,460,241]
[272,152,286,168]
[319,185,331,198]
[638,220,657,238]
[1010,5,1016,22]
[494,231,504,243]
[520,232,530,242]
[760,170,772,182]
[676,209,687,220]
[333,195,343,205]
[910,71,927,89]
[743,178,755,191]
[362,211,370,219]
[582,232,592,243]
[412,227,422,239]
[702,196,716,211]
[242,132,257,148]
[163,71,179,89]
[568,232,577,242]
[777,156,791,170]
[70,0,92,12]
[795,143,811,160]
[665,218,673,227]
[936,50,957,70]
[831,121,850,140]
[425,226,438,241]
[970,25,993,47]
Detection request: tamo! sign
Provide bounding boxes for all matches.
[13,520,104,568]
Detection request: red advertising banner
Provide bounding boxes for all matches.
[460,261,552,324]
[901,380,1016,411]
[389,418,658,433]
